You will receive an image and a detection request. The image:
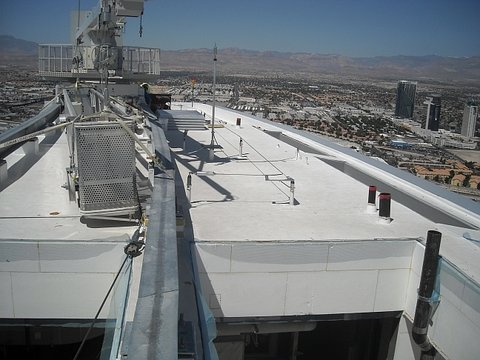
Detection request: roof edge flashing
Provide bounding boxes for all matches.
[279,130,480,230]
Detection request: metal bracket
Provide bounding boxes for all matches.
[124,240,145,258]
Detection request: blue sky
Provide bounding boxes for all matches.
[1,0,479,57]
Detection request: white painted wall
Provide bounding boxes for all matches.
[197,239,480,360]
[0,240,126,319]
[195,239,415,318]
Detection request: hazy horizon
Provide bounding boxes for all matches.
[2,34,480,61]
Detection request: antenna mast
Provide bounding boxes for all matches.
[209,44,217,161]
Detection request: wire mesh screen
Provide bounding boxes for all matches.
[38,44,73,75]
[75,121,138,214]
[39,44,160,78]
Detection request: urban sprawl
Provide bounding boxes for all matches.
[1,64,479,199]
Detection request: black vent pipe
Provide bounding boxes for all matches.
[368,185,376,205]
[412,230,442,358]
[379,192,391,218]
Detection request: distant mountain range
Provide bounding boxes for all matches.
[0,35,37,55]
[1,35,479,84]
[160,48,480,84]
[0,35,38,65]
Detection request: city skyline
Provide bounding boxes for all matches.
[0,0,479,58]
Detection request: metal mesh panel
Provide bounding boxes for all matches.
[75,121,137,214]
[39,44,160,78]
[38,44,73,75]
[122,47,161,75]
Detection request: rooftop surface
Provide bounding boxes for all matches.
[0,101,478,298]
[170,103,480,283]
[0,131,137,242]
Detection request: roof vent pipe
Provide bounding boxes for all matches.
[239,138,243,157]
[412,230,442,359]
[378,192,392,224]
[367,185,377,213]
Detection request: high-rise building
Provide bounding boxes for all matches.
[461,102,478,138]
[395,80,417,118]
[424,95,441,131]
